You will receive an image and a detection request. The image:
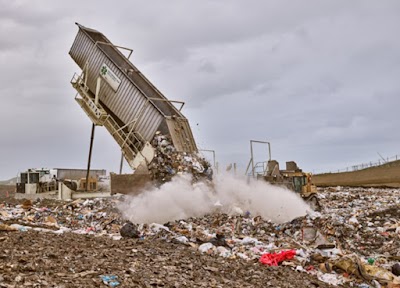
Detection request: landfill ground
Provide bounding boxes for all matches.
[0,231,331,288]
[1,185,400,287]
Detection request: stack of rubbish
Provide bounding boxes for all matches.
[116,187,400,287]
[1,187,400,287]
[148,132,213,183]
[0,198,124,239]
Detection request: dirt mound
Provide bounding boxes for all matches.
[313,160,400,187]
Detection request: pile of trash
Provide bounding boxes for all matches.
[116,186,400,287]
[1,186,400,287]
[0,198,124,239]
[148,132,213,183]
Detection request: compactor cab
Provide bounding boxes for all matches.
[78,177,98,191]
[293,174,308,193]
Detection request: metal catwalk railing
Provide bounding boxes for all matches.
[71,73,148,169]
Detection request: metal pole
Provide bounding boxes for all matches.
[250,141,255,177]
[268,143,271,161]
[119,152,124,174]
[249,140,271,177]
[85,123,96,191]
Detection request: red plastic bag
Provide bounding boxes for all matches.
[259,250,296,266]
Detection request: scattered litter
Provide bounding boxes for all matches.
[100,275,120,287]
[199,243,216,254]
[120,222,139,238]
[0,186,399,287]
[393,263,400,276]
[0,223,18,231]
[259,250,296,266]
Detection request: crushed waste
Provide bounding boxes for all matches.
[1,186,400,287]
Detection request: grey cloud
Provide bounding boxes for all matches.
[197,61,216,74]
[1,0,400,179]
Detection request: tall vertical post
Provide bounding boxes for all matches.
[85,123,96,191]
[249,140,271,177]
[119,152,124,174]
[250,141,255,177]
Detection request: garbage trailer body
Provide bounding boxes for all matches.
[69,23,197,170]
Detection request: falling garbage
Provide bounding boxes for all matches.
[149,132,213,184]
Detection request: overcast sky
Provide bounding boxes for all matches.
[1,0,399,180]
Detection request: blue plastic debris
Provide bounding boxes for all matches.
[100,275,120,287]
[18,226,28,232]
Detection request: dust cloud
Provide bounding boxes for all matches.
[118,173,311,224]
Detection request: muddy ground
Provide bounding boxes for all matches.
[0,186,14,198]
[2,185,400,287]
[0,184,340,288]
[0,231,334,288]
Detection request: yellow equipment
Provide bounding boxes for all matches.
[261,160,320,210]
[78,177,98,191]
[246,140,320,210]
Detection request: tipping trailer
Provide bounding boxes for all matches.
[69,23,197,172]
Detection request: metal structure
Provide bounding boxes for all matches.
[69,23,198,175]
[54,168,106,180]
[245,140,271,177]
[15,168,106,194]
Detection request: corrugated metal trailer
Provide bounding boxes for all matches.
[56,168,106,181]
[69,23,197,170]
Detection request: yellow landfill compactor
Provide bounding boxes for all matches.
[262,160,320,210]
[245,140,320,210]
